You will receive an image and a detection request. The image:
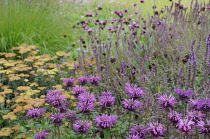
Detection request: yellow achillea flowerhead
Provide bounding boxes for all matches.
[2,112,17,120]
[4,53,16,58]
[56,51,70,57]
[16,86,31,91]
[0,127,14,136]
[0,96,4,103]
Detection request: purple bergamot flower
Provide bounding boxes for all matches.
[196,119,210,135]
[147,122,167,138]
[35,130,50,139]
[72,86,86,97]
[176,117,194,134]
[130,124,145,137]
[122,98,142,112]
[26,108,46,120]
[78,92,96,103]
[46,93,67,109]
[65,111,77,122]
[89,76,101,86]
[73,120,92,134]
[175,88,193,102]
[94,114,118,130]
[168,111,182,125]
[101,91,113,96]
[46,89,62,96]
[63,78,75,88]
[126,134,141,139]
[99,95,115,108]
[157,94,178,111]
[187,110,205,124]
[77,101,95,114]
[78,76,89,86]
[196,99,210,112]
[125,83,144,99]
[50,113,65,127]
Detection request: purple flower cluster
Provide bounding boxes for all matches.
[63,78,75,88]
[73,120,92,134]
[72,86,86,97]
[197,120,210,135]
[176,117,194,134]
[187,110,205,124]
[77,92,96,114]
[189,99,210,112]
[147,122,166,138]
[26,108,46,120]
[50,113,65,127]
[35,130,50,139]
[122,98,142,112]
[157,94,178,111]
[125,83,144,99]
[99,91,115,108]
[175,88,193,102]
[65,111,77,122]
[78,76,89,86]
[129,125,145,138]
[89,76,101,86]
[94,114,118,130]
[168,111,182,125]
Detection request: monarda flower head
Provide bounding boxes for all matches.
[46,89,62,96]
[176,117,194,134]
[196,119,210,135]
[35,130,50,139]
[122,98,142,112]
[89,76,101,86]
[26,108,46,120]
[196,99,210,112]
[175,88,193,102]
[187,110,205,124]
[101,91,113,96]
[126,134,141,139]
[168,111,182,125]
[78,76,89,86]
[99,95,115,108]
[94,114,118,130]
[46,93,67,109]
[157,94,178,111]
[63,78,75,88]
[147,122,167,138]
[78,92,96,103]
[50,113,65,127]
[125,83,144,99]
[72,86,86,97]
[77,101,95,114]
[129,125,145,137]
[65,111,77,122]
[73,120,92,134]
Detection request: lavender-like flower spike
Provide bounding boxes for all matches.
[122,98,142,112]
[35,130,50,139]
[26,108,46,120]
[94,114,118,130]
[176,117,194,134]
[157,94,178,111]
[125,83,144,99]
[147,122,167,138]
[73,120,92,134]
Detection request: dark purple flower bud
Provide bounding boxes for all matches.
[35,130,50,139]
[176,118,194,134]
[147,122,167,137]
[168,111,182,125]
[122,98,142,112]
[157,94,178,111]
[63,78,75,88]
[73,120,92,134]
[63,34,67,37]
[140,0,144,3]
[94,114,118,130]
[50,113,65,126]
[26,108,46,120]
[154,11,159,15]
[132,4,137,6]
[124,10,128,13]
